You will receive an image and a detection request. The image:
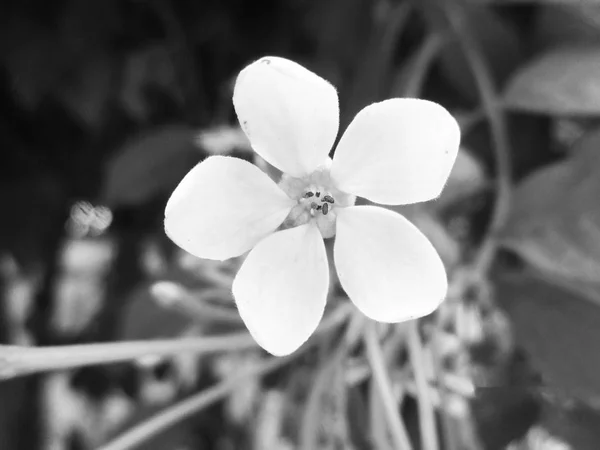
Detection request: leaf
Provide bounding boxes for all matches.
[533,3,600,50]
[494,271,600,403]
[503,45,600,115]
[102,125,200,207]
[117,283,196,341]
[501,128,600,288]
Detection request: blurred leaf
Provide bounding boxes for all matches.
[541,401,600,450]
[501,128,600,287]
[102,125,200,207]
[494,271,600,403]
[503,45,600,115]
[118,283,195,341]
[533,3,600,50]
[436,147,487,208]
[58,54,116,129]
[418,0,522,102]
[120,46,181,122]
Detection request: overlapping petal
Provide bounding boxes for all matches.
[330,99,460,205]
[232,224,329,356]
[334,206,447,322]
[165,156,295,261]
[233,56,339,178]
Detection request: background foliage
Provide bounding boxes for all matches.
[1,0,600,449]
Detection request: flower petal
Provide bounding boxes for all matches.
[233,56,339,177]
[330,99,460,205]
[165,156,295,261]
[232,224,329,356]
[334,205,447,322]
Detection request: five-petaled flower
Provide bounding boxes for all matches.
[165,56,460,356]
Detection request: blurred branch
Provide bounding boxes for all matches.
[443,2,512,278]
[364,321,413,450]
[299,313,364,450]
[98,353,295,450]
[408,321,439,450]
[150,0,205,122]
[0,303,352,379]
[399,32,446,98]
[97,304,354,450]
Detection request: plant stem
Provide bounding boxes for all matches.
[0,333,255,380]
[0,303,353,380]
[364,322,413,450]
[98,354,293,450]
[408,321,439,450]
[98,304,353,450]
[444,2,512,275]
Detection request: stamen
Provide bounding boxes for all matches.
[322,195,334,204]
[315,191,321,198]
[310,202,322,211]
[303,191,314,198]
[322,203,329,215]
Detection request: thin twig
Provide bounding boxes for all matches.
[98,355,293,450]
[0,333,255,380]
[399,32,446,98]
[299,313,364,450]
[444,4,512,276]
[364,321,413,450]
[98,305,353,450]
[0,303,353,380]
[408,321,439,450]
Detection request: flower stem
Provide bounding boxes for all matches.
[444,3,512,275]
[98,304,353,450]
[0,333,255,380]
[399,32,446,98]
[408,320,439,450]
[300,313,364,450]
[98,354,293,450]
[0,303,353,380]
[364,321,413,450]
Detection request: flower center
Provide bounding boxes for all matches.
[278,162,355,238]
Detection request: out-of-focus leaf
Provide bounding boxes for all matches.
[541,401,600,450]
[118,283,195,341]
[58,54,116,129]
[501,128,600,288]
[436,147,487,208]
[494,271,600,403]
[102,125,200,207]
[503,46,600,115]
[120,46,181,121]
[417,0,522,102]
[534,4,600,50]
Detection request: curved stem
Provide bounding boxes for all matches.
[444,4,512,275]
[408,321,439,450]
[364,322,413,450]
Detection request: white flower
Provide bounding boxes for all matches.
[165,56,460,356]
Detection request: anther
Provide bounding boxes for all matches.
[315,191,321,198]
[303,191,314,198]
[322,203,329,215]
[322,195,334,204]
[310,202,322,211]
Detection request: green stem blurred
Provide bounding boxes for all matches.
[98,354,294,450]
[299,313,364,450]
[0,303,353,379]
[98,304,353,450]
[364,321,413,450]
[408,321,439,450]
